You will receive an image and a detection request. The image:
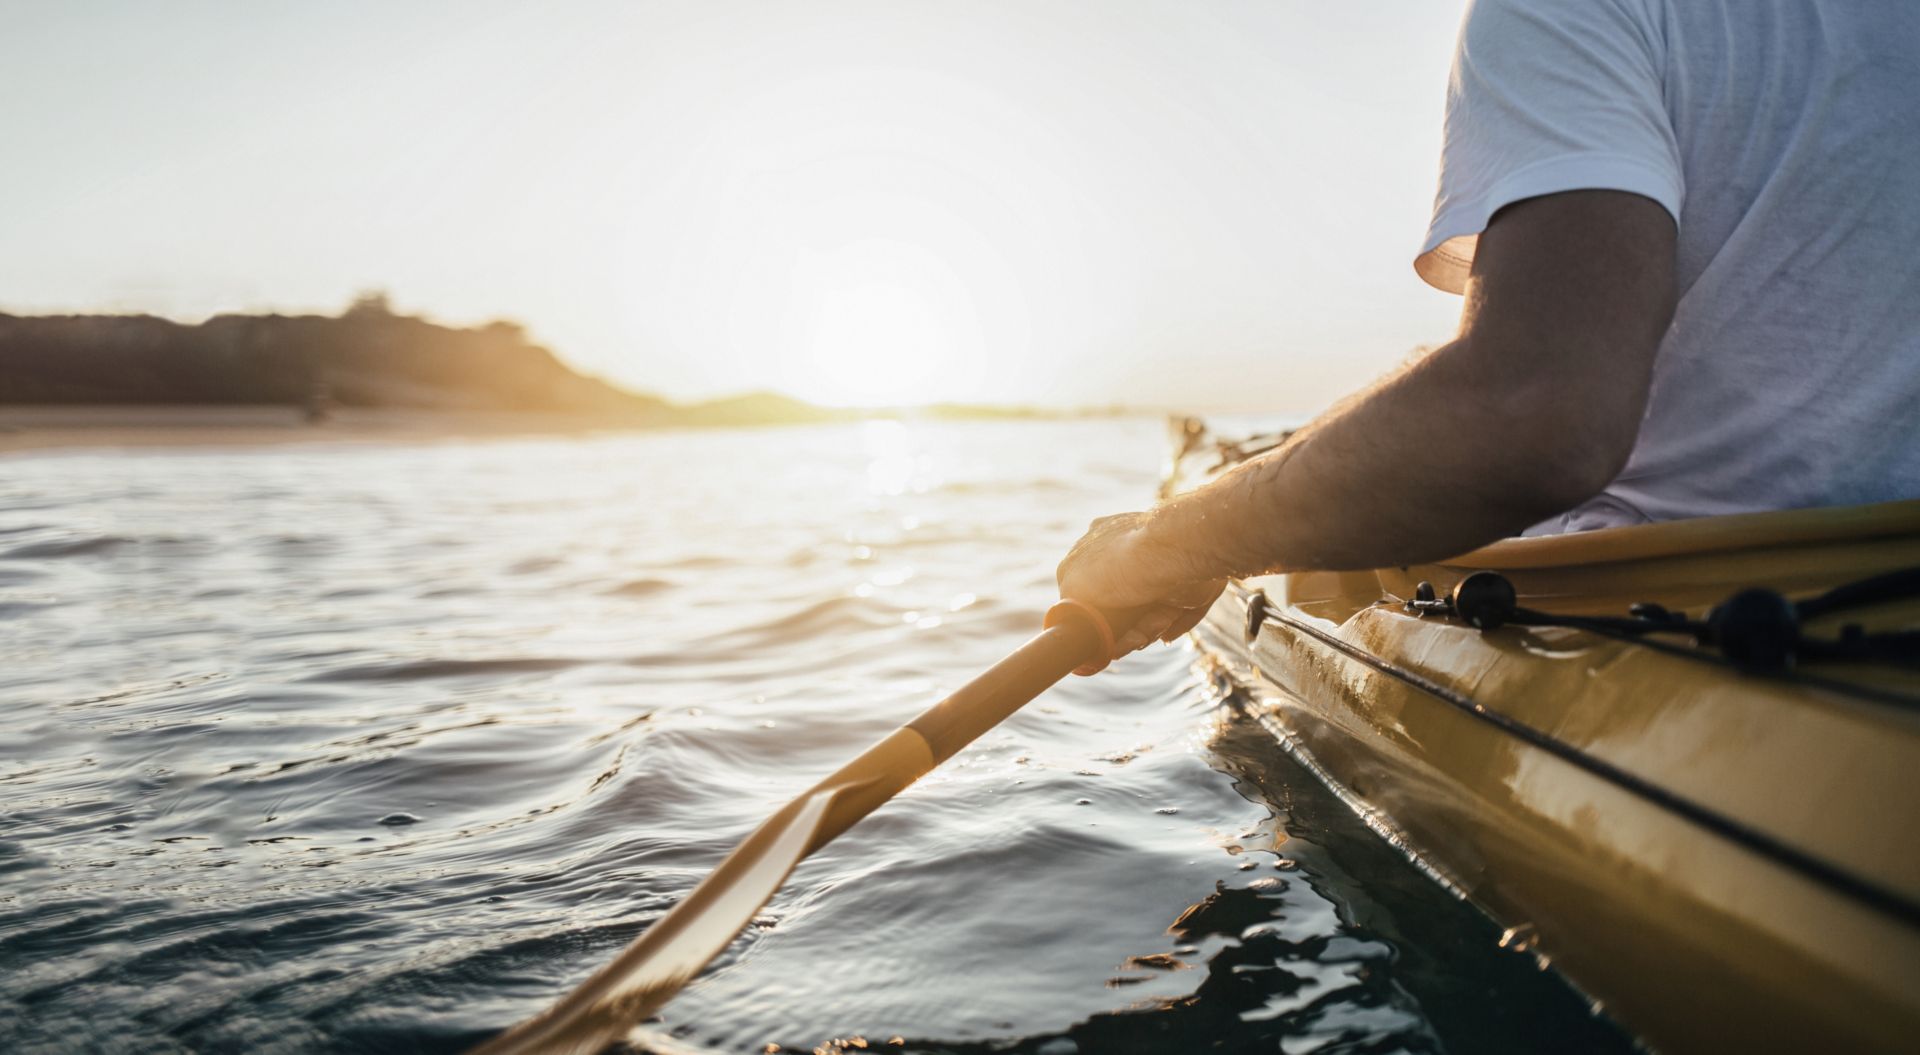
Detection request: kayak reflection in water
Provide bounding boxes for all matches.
[1058,0,1920,661]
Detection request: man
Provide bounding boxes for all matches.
[1058,0,1920,662]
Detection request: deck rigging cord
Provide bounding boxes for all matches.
[1404,566,1920,674]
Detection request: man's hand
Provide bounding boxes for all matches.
[1055,511,1227,662]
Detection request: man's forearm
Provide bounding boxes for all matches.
[1144,335,1627,577]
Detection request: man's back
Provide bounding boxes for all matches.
[1418,0,1920,530]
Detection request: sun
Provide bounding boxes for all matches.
[787,279,953,407]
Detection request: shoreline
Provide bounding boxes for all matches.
[0,406,677,456]
[0,405,1124,456]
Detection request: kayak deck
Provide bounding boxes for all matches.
[1175,422,1920,1054]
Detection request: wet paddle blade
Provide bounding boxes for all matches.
[470,727,937,1055]
[469,617,1103,1054]
[469,789,834,1055]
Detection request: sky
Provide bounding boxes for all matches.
[0,1,1469,412]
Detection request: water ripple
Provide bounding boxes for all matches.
[304,658,590,684]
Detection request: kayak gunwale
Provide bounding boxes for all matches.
[1425,500,1920,570]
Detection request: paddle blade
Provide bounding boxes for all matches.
[469,621,1101,1054]
[470,790,831,1055]
[470,727,937,1055]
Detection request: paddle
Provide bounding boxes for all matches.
[469,598,1124,1055]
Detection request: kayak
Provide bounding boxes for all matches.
[1169,418,1920,1054]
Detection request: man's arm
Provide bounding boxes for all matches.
[1058,189,1677,654]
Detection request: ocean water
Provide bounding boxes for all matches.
[0,418,1630,1054]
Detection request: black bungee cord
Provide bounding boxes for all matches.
[1404,566,1920,674]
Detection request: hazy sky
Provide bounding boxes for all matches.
[1,1,1469,411]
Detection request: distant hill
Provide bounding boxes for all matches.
[0,299,1091,426]
[0,297,668,417]
[679,390,855,426]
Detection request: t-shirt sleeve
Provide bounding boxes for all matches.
[1416,0,1683,293]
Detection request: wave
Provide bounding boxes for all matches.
[697,594,901,648]
[2,535,130,560]
[603,577,674,598]
[303,657,587,684]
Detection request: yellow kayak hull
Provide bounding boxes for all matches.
[1175,425,1920,1053]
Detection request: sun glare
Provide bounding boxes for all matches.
[791,280,952,407]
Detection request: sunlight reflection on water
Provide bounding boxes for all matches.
[0,419,1626,1054]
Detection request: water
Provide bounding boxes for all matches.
[0,419,1630,1053]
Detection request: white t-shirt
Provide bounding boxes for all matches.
[1419,0,1920,532]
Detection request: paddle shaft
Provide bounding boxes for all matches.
[471,607,1113,1055]
[911,617,1098,763]
[814,611,1104,849]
